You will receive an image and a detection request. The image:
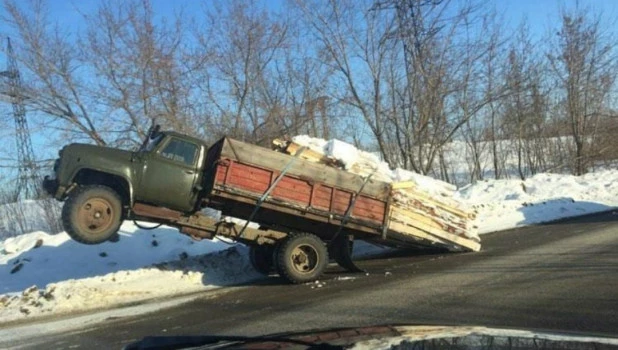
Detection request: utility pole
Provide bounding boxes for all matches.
[0,37,40,200]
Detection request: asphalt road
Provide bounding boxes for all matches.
[5,212,618,349]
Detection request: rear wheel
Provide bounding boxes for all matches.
[329,234,364,273]
[276,233,328,284]
[249,245,275,275]
[62,185,123,245]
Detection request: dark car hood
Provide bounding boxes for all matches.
[124,325,618,350]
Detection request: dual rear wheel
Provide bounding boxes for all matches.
[249,233,329,284]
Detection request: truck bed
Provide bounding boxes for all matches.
[202,137,479,252]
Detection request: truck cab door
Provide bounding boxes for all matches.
[137,137,202,212]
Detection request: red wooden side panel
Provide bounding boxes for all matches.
[227,163,271,193]
[215,163,228,183]
[271,176,312,204]
[213,159,385,224]
[312,186,332,211]
[353,196,385,222]
[332,190,353,215]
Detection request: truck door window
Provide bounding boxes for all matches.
[160,139,198,166]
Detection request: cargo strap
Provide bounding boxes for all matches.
[331,168,377,242]
[328,168,377,273]
[237,146,307,238]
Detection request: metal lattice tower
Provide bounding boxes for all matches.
[1,37,40,200]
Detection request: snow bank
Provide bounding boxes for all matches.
[458,171,618,234]
[0,188,387,325]
[0,222,236,294]
[0,221,261,324]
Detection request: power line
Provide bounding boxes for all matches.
[0,37,40,200]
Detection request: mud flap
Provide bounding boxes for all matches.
[329,234,364,273]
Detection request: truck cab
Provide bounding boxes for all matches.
[132,131,206,212]
[43,128,208,244]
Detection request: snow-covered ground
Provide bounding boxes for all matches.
[0,221,263,323]
[0,218,385,325]
[2,136,618,327]
[458,171,618,234]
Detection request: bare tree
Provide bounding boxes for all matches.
[194,0,295,145]
[2,0,618,199]
[385,0,505,178]
[2,0,109,145]
[81,0,201,147]
[0,189,30,236]
[292,0,399,165]
[548,5,617,175]
[501,21,547,179]
[456,11,509,183]
[483,17,507,180]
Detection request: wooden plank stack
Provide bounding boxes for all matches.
[272,139,344,169]
[273,139,480,252]
[389,181,480,252]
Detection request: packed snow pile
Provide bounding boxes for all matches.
[457,171,618,234]
[0,221,262,324]
[291,135,457,199]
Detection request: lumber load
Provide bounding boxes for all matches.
[272,137,480,252]
[389,182,480,252]
[272,139,343,168]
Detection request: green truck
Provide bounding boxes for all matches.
[44,127,476,283]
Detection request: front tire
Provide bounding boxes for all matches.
[62,185,123,245]
[276,233,328,284]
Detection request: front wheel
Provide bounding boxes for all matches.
[276,233,328,284]
[62,185,123,245]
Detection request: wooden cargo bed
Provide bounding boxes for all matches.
[202,137,480,252]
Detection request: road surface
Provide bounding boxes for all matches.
[3,212,618,349]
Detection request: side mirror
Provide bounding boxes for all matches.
[150,124,161,140]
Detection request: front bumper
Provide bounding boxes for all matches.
[43,176,65,199]
[42,176,58,195]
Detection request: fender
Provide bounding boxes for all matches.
[69,166,135,206]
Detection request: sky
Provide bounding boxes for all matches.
[497,0,618,37]
[0,0,617,182]
[11,0,618,40]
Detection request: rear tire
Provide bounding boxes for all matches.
[249,245,275,275]
[329,234,364,273]
[62,185,123,245]
[276,233,328,284]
